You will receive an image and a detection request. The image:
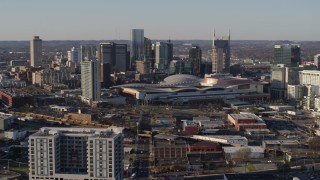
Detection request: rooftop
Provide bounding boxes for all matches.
[153,134,178,141]
[300,70,320,74]
[228,113,262,121]
[190,141,219,147]
[222,146,264,153]
[30,127,123,138]
[263,140,300,145]
[161,74,202,85]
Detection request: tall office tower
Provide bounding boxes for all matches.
[30,36,42,67]
[67,47,81,65]
[155,41,173,72]
[114,44,128,72]
[130,29,144,69]
[81,60,101,101]
[97,43,127,88]
[80,45,96,61]
[167,40,173,65]
[189,45,202,76]
[270,64,287,99]
[212,30,230,73]
[314,54,320,68]
[28,127,123,180]
[291,44,301,67]
[273,44,300,67]
[270,65,303,99]
[151,43,156,70]
[144,37,153,62]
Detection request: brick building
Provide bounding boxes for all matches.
[228,113,267,131]
[0,89,33,108]
[187,141,221,152]
[152,135,188,166]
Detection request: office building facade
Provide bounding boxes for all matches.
[155,41,173,72]
[270,64,286,99]
[28,127,123,180]
[130,29,144,69]
[97,43,127,88]
[273,44,300,67]
[144,37,153,62]
[81,60,100,101]
[30,36,42,67]
[212,30,230,73]
[189,46,202,76]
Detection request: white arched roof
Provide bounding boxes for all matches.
[161,74,202,85]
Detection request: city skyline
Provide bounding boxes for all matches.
[0,0,319,41]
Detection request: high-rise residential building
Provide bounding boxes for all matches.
[189,45,202,76]
[314,54,320,68]
[273,44,300,67]
[28,127,123,180]
[130,29,144,69]
[155,41,173,72]
[81,60,100,101]
[30,36,42,67]
[212,30,230,73]
[97,43,127,88]
[68,47,81,65]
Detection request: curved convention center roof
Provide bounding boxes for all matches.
[161,74,202,86]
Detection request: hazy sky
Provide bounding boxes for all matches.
[1,0,319,41]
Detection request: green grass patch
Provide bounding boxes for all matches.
[246,163,256,172]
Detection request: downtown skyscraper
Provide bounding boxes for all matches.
[211,30,230,73]
[189,45,202,76]
[130,29,144,69]
[97,42,128,88]
[30,36,42,67]
[273,44,300,67]
[155,40,173,72]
